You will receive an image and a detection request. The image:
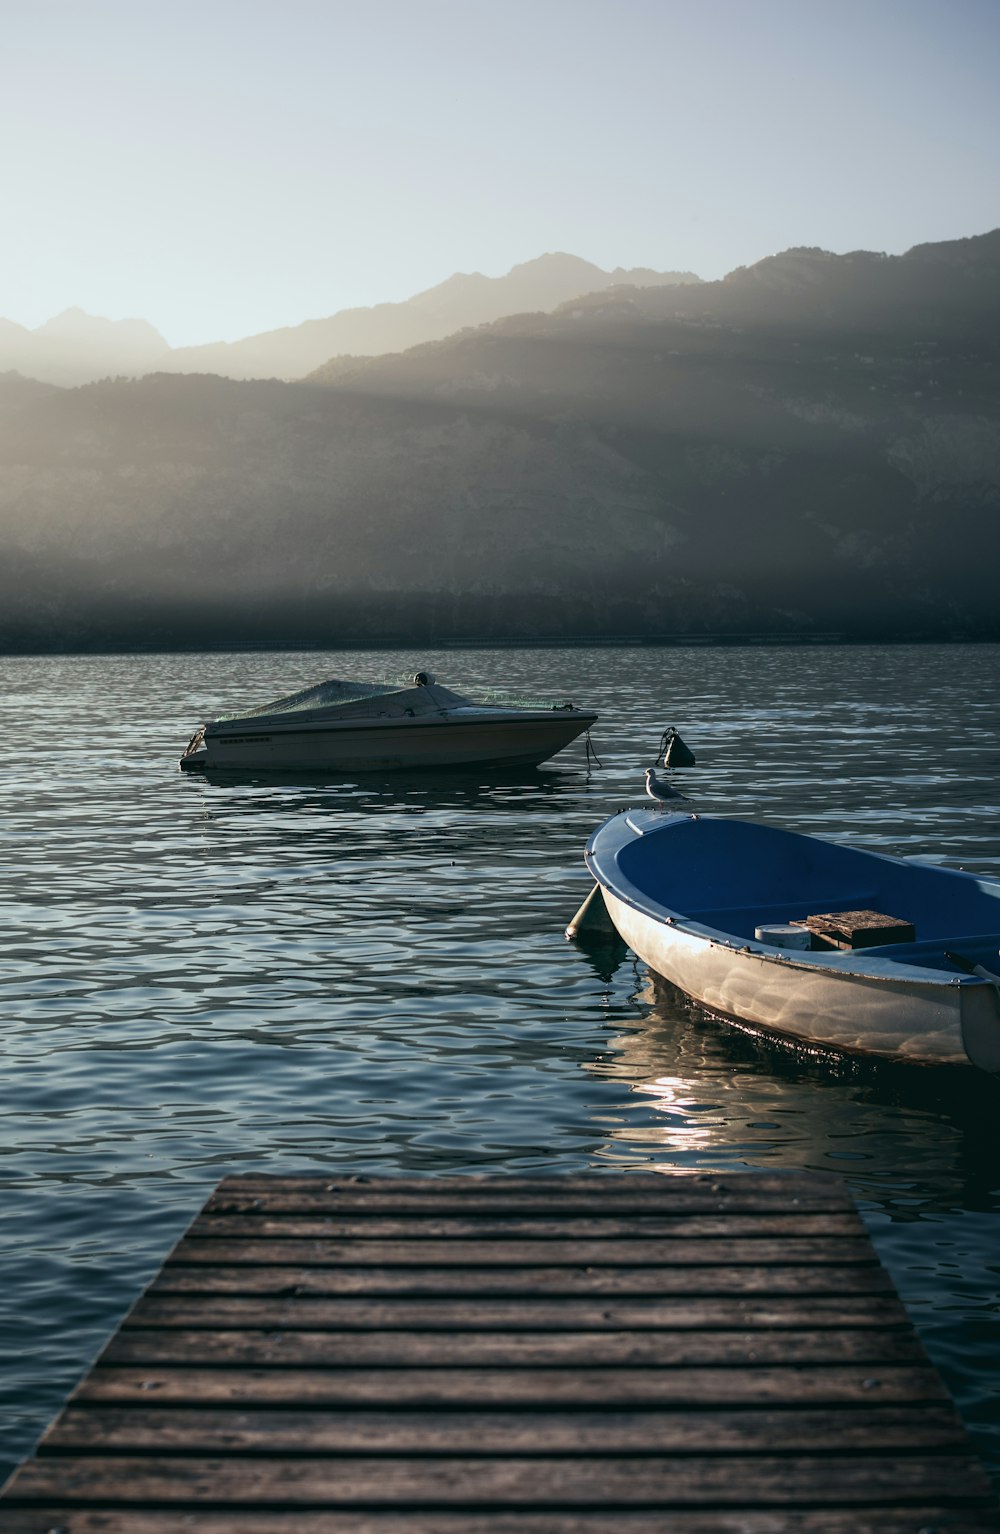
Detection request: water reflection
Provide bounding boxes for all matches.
[591,972,1000,1205]
[570,929,631,985]
[187,762,586,801]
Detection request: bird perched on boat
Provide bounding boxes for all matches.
[644,766,690,804]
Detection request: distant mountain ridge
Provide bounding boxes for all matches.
[0,308,170,387]
[0,254,702,387]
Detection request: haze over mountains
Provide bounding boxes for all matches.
[0,309,170,390]
[0,255,701,387]
[1,232,997,651]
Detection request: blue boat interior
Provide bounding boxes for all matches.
[600,814,1000,975]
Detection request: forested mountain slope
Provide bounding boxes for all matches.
[1,233,996,650]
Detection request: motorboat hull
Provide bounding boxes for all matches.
[586,811,1000,1070]
[182,710,596,773]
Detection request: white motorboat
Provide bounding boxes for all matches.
[584,809,1000,1071]
[180,671,597,774]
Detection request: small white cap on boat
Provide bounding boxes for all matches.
[755,924,812,950]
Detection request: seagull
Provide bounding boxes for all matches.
[644,766,690,804]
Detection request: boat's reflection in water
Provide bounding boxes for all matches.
[182,762,587,815]
[586,967,1000,1478]
[590,969,1000,1206]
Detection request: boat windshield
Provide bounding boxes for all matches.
[465,685,576,711]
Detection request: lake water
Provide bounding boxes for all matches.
[2,643,1000,1486]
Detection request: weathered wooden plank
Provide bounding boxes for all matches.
[169,1236,879,1267]
[3,1511,998,1533]
[791,910,916,950]
[210,1172,853,1212]
[75,1364,948,1406]
[126,1294,910,1331]
[3,1171,994,1533]
[147,1262,897,1297]
[99,1325,926,1368]
[190,1213,864,1239]
[5,1453,994,1507]
[41,1404,970,1455]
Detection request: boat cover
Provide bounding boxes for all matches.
[215,676,473,726]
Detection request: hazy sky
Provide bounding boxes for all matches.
[4,0,998,345]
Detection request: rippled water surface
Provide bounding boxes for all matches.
[2,643,1000,1482]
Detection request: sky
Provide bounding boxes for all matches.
[3,0,998,345]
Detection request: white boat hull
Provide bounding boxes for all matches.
[602,889,982,1065]
[183,712,594,773]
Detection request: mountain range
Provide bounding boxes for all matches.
[1,231,997,651]
[0,255,702,387]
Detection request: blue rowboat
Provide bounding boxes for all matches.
[585,810,1000,1071]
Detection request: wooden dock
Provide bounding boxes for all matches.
[1,1171,997,1532]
